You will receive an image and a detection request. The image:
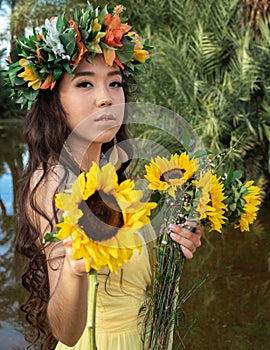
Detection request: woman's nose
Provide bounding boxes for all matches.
[96,96,113,108]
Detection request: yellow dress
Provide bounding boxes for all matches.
[55,240,152,350]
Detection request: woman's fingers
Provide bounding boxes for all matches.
[169,224,204,260]
[63,237,89,275]
[179,244,194,259]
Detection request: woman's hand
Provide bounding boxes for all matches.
[169,223,204,259]
[47,237,89,346]
[63,237,89,276]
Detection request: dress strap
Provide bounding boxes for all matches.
[140,224,157,287]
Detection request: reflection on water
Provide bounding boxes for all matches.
[176,203,270,350]
[0,122,32,349]
[0,215,33,350]
[0,123,269,350]
[0,167,13,216]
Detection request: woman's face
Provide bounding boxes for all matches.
[59,55,125,144]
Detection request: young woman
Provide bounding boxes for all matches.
[6,3,203,349]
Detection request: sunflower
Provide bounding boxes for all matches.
[194,171,228,233]
[234,180,260,232]
[55,162,157,273]
[144,153,199,198]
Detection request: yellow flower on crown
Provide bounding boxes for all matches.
[90,32,106,54]
[126,31,149,63]
[55,162,157,273]
[133,49,149,64]
[234,180,260,232]
[145,153,199,198]
[91,18,101,32]
[18,59,42,90]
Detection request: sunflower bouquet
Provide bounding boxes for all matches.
[45,161,157,350]
[141,152,261,350]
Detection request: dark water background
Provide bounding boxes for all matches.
[0,122,269,350]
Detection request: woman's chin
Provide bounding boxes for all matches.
[68,129,117,147]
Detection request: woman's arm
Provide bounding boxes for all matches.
[34,168,89,346]
[45,239,88,346]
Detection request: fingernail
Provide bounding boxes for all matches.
[169,224,176,230]
[180,244,187,251]
[170,232,177,239]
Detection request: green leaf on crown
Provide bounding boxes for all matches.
[99,4,108,19]
[56,17,65,34]
[60,32,76,57]
[53,67,63,81]
[14,76,25,86]
[117,39,134,64]
[10,47,20,63]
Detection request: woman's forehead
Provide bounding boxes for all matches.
[75,55,120,74]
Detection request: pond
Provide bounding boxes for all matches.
[0,122,269,350]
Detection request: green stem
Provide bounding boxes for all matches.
[146,195,187,350]
[88,269,99,350]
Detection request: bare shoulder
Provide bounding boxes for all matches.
[31,164,67,189]
[31,164,76,205]
[30,164,73,240]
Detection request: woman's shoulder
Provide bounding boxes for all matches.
[30,164,74,215]
[31,163,77,191]
[29,164,76,236]
[32,164,64,184]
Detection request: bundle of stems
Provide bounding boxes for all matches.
[142,190,201,350]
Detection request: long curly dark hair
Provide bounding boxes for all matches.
[15,75,134,349]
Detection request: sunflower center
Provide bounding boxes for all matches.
[78,190,124,242]
[160,168,185,183]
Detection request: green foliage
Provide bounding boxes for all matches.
[44,231,61,243]
[135,0,270,196]
[0,49,22,117]
[1,0,269,196]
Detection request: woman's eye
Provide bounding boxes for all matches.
[110,81,123,88]
[77,81,92,88]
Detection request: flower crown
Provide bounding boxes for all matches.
[5,3,151,109]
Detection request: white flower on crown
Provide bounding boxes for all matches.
[43,17,70,60]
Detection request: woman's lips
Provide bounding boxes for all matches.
[94,114,116,122]
[94,114,117,125]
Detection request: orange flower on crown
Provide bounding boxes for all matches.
[103,14,131,47]
[69,20,87,66]
[35,40,43,64]
[40,73,56,90]
[113,5,125,15]
[103,13,131,66]
[35,34,45,68]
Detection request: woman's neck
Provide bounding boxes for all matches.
[64,138,101,173]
